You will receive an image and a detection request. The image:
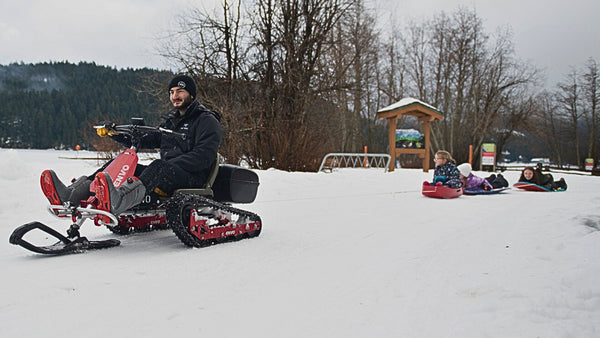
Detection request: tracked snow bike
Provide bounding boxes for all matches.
[9,119,262,255]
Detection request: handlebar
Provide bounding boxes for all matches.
[157,127,187,140]
[94,123,186,141]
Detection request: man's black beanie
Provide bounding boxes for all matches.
[168,75,197,99]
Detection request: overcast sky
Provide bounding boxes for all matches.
[1,0,598,88]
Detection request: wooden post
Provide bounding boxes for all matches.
[388,118,396,172]
[422,120,431,172]
[363,146,368,168]
[468,145,473,165]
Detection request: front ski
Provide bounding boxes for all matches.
[9,221,120,255]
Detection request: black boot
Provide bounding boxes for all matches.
[554,178,567,191]
[494,173,509,188]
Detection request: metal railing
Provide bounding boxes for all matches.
[318,153,391,172]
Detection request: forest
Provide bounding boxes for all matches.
[1,1,598,171]
[0,62,172,150]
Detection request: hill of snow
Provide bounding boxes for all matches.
[1,149,599,337]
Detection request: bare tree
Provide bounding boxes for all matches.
[157,2,546,170]
[248,0,358,170]
[321,0,379,152]
[529,91,568,166]
[402,21,429,101]
[396,7,538,164]
[419,13,452,151]
[557,68,583,168]
[378,28,406,106]
[493,92,538,164]
[581,57,599,161]
[466,28,538,166]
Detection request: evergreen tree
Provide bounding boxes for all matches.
[0,62,171,149]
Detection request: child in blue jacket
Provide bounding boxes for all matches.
[431,150,462,188]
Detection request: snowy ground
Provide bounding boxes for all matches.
[1,149,599,338]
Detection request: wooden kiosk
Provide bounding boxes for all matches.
[376,98,444,172]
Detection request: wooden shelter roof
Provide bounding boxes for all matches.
[377,98,444,121]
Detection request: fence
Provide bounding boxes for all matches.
[318,153,392,172]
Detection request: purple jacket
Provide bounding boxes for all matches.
[464,173,493,191]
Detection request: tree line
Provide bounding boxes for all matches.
[160,0,598,170]
[0,61,172,149]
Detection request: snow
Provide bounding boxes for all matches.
[1,148,600,337]
[378,97,441,114]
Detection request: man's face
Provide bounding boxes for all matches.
[169,87,193,111]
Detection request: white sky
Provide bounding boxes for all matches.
[379,0,600,87]
[1,0,598,87]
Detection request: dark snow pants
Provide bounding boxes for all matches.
[90,159,208,195]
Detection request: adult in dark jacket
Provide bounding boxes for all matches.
[40,75,224,215]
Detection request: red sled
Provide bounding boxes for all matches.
[513,181,554,192]
[422,181,463,199]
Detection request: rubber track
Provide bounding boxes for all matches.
[166,193,261,248]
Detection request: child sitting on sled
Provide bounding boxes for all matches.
[518,164,567,191]
[429,150,462,188]
[457,163,509,191]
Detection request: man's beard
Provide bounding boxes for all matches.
[173,96,194,111]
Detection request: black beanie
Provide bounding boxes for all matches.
[168,75,197,99]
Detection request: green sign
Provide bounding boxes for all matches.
[585,158,594,170]
[481,143,495,165]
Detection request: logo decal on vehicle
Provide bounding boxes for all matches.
[113,164,130,187]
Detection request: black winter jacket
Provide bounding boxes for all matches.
[118,100,224,178]
[518,167,555,189]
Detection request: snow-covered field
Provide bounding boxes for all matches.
[1,149,599,338]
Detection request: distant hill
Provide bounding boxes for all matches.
[0,62,173,149]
